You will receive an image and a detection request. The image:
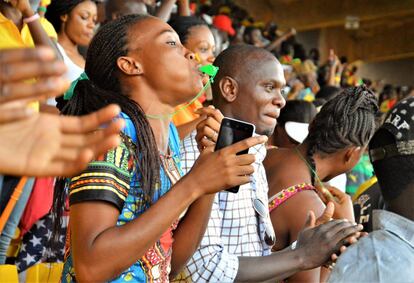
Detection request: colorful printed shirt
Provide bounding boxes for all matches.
[62,114,183,283]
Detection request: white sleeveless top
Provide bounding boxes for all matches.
[47,43,84,106]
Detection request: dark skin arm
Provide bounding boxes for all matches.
[9,0,62,59]
[234,214,363,282]
[326,50,344,87]
[169,194,215,278]
[236,246,304,282]
[170,108,222,276]
[177,0,190,16]
[155,0,177,22]
[272,191,326,283]
[71,177,202,282]
[71,136,265,282]
[265,28,296,52]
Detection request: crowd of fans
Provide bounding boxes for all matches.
[0,0,413,282]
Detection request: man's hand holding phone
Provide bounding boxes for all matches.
[191,108,264,194]
[194,106,224,151]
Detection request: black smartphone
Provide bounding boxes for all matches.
[214,117,255,193]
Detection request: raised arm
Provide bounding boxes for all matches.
[11,0,61,58]
[265,28,296,52]
[155,0,176,21]
[177,0,190,16]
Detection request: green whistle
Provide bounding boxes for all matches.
[199,64,219,81]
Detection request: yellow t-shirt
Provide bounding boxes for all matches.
[41,0,51,6]
[0,12,58,111]
[0,12,57,48]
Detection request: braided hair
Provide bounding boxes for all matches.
[304,85,379,185]
[168,16,207,45]
[51,15,160,249]
[45,0,87,32]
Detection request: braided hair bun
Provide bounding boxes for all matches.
[305,85,378,184]
[307,85,379,155]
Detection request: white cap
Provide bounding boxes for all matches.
[285,121,309,143]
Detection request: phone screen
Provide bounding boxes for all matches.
[215,118,255,193]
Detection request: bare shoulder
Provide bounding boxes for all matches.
[265,149,311,196]
[277,190,325,241]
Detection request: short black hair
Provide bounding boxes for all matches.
[369,128,414,201]
[168,16,207,45]
[212,44,277,104]
[278,100,317,126]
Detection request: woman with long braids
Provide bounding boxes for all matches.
[264,85,378,282]
[56,14,265,282]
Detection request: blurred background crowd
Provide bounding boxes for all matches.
[0,0,413,282]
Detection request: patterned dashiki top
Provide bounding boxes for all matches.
[62,113,183,282]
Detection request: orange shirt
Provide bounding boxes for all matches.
[172,99,203,126]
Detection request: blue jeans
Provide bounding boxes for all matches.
[0,177,35,264]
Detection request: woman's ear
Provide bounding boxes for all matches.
[219,76,238,103]
[344,146,363,165]
[117,57,143,76]
[60,14,68,23]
